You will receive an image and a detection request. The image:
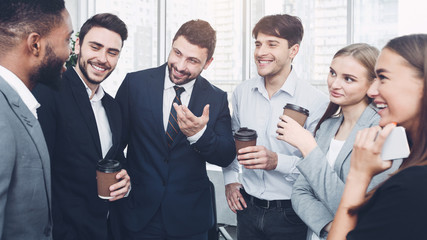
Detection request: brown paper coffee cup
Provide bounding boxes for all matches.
[283,103,309,126]
[234,127,257,154]
[96,159,121,199]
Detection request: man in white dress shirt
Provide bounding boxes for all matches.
[33,13,130,240]
[222,14,329,240]
[0,0,73,239]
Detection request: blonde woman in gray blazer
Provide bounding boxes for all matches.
[276,44,401,240]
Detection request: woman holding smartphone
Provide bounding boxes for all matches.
[276,43,401,239]
[327,34,427,239]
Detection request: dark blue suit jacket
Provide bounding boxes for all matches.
[115,64,235,237]
[33,67,123,240]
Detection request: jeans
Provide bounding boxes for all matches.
[237,192,307,240]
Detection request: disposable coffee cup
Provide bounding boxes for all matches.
[283,103,309,126]
[96,159,121,199]
[234,127,257,155]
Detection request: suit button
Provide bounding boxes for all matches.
[44,226,51,237]
[193,147,201,153]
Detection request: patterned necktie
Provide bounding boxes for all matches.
[166,86,185,148]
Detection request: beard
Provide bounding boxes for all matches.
[168,63,198,85]
[77,53,113,86]
[30,44,65,90]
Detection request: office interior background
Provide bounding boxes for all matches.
[66,0,427,97]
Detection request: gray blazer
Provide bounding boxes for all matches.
[291,105,401,239]
[0,76,52,239]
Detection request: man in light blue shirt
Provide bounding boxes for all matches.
[222,14,329,240]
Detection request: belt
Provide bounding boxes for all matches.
[240,188,292,209]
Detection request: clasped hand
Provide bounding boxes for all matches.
[276,115,317,157]
[237,145,278,170]
[108,169,131,201]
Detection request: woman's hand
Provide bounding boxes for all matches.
[276,115,317,157]
[349,123,396,180]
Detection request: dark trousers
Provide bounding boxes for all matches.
[237,189,307,240]
[123,209,208,240]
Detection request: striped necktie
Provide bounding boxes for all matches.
[166,86,185,148]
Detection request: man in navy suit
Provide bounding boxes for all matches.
[115,19,235,240]
[33,13,130,240]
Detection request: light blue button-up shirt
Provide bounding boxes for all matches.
[223,69,329,200]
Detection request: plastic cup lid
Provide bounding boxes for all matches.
[283,103,309,116]
[234,127,257,141]
[97,159,121,173]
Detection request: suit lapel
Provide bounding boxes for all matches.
[334,106,378,173]
[317,115,342,153]
[102,96,117,159]
[0,76,52,216]
[148,64,168,149]
[66,69,102,158]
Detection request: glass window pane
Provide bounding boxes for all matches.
[94,0,158,96]
[354,0,427,49]
[165,0,243,94]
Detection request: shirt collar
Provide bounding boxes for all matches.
[73,67,105,101]
[251,67,298,97]
[0,65,40,118]
[164,65,196,92]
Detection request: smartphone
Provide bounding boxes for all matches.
[381,126,410,160]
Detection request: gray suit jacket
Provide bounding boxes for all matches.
[291,105,401,239]
[0,76,52,239]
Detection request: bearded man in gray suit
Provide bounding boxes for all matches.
[0,0,73,239]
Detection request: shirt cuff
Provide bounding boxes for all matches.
[275,153,301,182]
[222,161,240,185]
[187,125,207,144]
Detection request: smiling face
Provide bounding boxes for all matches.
[254,32,299,82]
[167,36,213,85]
[370,48,424,131]
[74,26,122,87]
[327,55,371,108]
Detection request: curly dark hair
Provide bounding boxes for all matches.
[0,0,66,54]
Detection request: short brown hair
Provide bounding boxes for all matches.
[252,14,304,48]
[172,19,216,61]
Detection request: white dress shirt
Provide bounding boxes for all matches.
[223,69,329,200]
[76,69,112,158]
[0,65,40,119]
[163,67,206,143]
